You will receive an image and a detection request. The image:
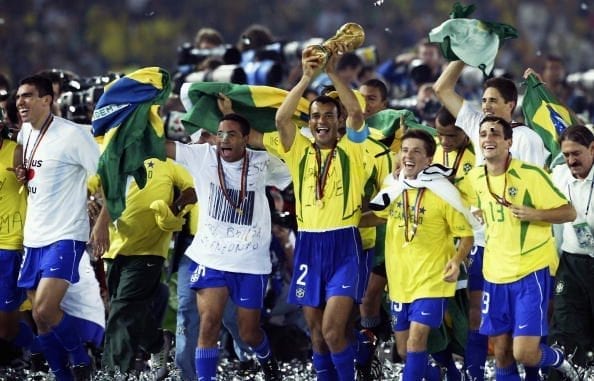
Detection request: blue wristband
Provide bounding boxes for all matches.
[346,124,369,143]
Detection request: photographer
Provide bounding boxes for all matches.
[377,38,444,100]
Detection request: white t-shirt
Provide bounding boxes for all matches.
[61,251,106,329]
[552,163,594,255]
[456,101,550,167]
[17,117,100,247]
[175,142,272,274]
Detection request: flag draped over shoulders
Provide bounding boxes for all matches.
[92,67,171,220]
[179,82,310,135]
[428,2,518,76]
[522,73,577,167]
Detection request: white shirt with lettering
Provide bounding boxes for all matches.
[175,142,272,274]
[17,117,99,247]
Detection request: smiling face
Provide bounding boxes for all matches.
[309,101,339,149]
[561,139,594,179]
[481,87,514,120]
[16,83,52,129]
[400,137,433,179]
[216,119,248,162]
[479,120,512,162]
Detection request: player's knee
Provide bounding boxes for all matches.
[32,302,57,328]
[321,326,344,350]
[493,343,515,366]
[513,346,540,366]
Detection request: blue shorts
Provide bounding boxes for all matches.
[390,298,448,332]
[188,261,267,309]
[357,248,374,301]
[480,267,551,337]
[467,245,484,292]
[17,240,86,290]
[288,227,362,307]
[0,250,27,311]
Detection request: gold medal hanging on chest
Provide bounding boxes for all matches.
[402,188,425,246]
[313,144,336,209]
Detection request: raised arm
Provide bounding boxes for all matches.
[433,60,466,118]
[326,53,364,131]
[165,140,176,160]
[275,46,322,151]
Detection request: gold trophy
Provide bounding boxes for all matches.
[307,23,365,67]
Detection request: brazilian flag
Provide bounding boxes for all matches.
[365,108,435,154]
[522,73,577,166]
[92,67,171,220]
[180,82,310,135]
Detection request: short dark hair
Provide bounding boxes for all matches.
[220,113,250,136]
[361,78,388,101]
[480,115,513,140]
[558,125,594,148]
[484,76,517,110]
[402,128,436,157]
[336,52,363,72]
[545,54,564,66]
[309,95,342,119]
[19,74,54,103]
[435,106,455,127]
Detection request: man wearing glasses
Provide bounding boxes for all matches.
[457,116,580,381]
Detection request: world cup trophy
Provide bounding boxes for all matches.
[307,23,365,67]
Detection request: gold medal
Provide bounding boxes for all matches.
[236,208,243,215]
[316,199,324,209]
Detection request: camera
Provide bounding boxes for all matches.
[58,74,122,124]
[177,42,241,68]
[567,69,594,91]
[185,64,247,85]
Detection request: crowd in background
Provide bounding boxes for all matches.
[1,0,593,85]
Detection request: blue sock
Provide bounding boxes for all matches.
[52,313,89,366]
[537,343,563,368]
[251,333,272,363]
[352,329,372,366]
[312,352,338,381]
[31,336,43,354]
[465,330,487,381]
[403,351,428,381]
[524,366,540,381]
[195,347,218,381]
[38,331,70,375]
[330,345,355,381]
[11,321,35,350]
[495,363,521,381]
[432,349,460,381]
[52,368,75,381]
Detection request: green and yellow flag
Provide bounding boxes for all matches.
[92,67,171,220]
[180,82,310,135]
[522,73,577,165]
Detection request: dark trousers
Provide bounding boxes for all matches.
[548,252,594,377]
[102,255,165,373]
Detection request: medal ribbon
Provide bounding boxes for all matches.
[216,150,249,214]
[402,188,425,243]
[443,141,467,174]
[484,153,512,207]
[23,113,53,178]
[314,144,337,202]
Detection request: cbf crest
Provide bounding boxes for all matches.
[507,186,518,199]
[463,163,473,174]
